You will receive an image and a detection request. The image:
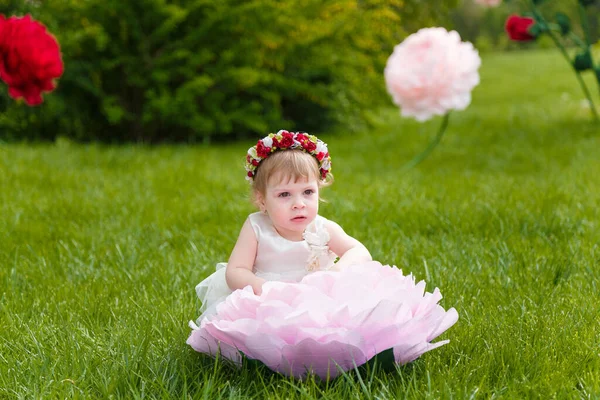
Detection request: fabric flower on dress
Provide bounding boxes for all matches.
[302,218,335,272]
[0,14,64,106]
[384,27,481,122]
[187,262,458,379]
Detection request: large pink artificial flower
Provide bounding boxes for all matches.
[384,27,481,122]
[474,0,502,6]
[188,262,458,379]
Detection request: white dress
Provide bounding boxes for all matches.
[187,213,459,379]
[192,212,336,320]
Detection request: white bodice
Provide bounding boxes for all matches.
[249,212,334,282]
[191,212,336,319]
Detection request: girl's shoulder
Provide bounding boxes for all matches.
[318,215,340,231]
[248,211,266,224]
[320,218,348,243]
[247,212,271,239]
[315,214,328,222]
[314,214,332,234]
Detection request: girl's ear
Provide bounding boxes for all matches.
[254,192,266,212]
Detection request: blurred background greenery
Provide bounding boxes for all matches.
[453,1,599,52]
[0,0,598,142]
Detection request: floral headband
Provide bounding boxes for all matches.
[245,130,332,182]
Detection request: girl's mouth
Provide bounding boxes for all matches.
[292,216,306,221]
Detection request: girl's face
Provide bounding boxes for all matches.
[259,176,319,241]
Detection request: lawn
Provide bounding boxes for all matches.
[1,49,599,398]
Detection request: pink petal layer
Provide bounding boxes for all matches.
[188,261,458,379]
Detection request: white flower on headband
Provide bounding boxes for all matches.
[248,147,259,161]
[316,141,328,155]
[262,137,273,148]
[244,130,332,182]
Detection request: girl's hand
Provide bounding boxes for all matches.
[329,258,358,271]
[252,278,266,296]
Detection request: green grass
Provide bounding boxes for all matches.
[1,49,600,398]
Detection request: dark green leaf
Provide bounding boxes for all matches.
[555,12,571,36]
[573,51,594,71]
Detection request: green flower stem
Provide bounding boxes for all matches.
[401,113,450,171]
[567,32,588,50]
[578,3,593,46]
[529,2,599,122]
[544,23,587,50]
[578,2,600,96]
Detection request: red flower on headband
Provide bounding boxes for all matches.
[279,132,294,148]
[256,141,271,158]
[301,139,316,152]
[505,15,537,42]
[295,133,308,142]
[0,14,64,105]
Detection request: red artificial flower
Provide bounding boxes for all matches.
[279,132,294,148]
[316,152,326,161]
[301,140,316,152]
[256,140,271,158]
[295,133,308,142]
[505,15,537,42]
[251,159,259,166]
[0,14,64,106]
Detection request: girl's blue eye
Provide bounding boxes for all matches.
[304,189,314,195]
[278,192,290,197]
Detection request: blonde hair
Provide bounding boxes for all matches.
[251,150,333,204]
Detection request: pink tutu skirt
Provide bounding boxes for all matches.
[187,261,458,379]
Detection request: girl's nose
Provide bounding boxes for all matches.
[292,197,305,209]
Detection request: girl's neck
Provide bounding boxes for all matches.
[273,225,304,242]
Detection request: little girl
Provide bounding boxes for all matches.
[193,130,372,317]
[188,130,458,379]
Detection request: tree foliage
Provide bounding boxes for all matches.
[1,0,458,142]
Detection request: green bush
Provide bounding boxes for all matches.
[1,0,458,142]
